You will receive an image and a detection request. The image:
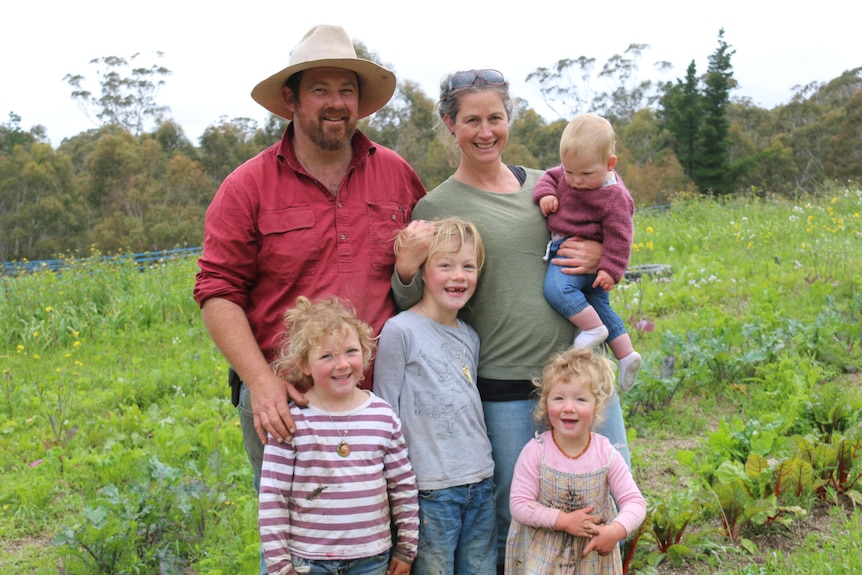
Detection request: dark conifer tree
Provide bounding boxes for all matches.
[658,61,703,181]
[697,29,736,194]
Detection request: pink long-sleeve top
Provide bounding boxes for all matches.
[509,431,646,536]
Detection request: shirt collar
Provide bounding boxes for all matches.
[276,122,377,171]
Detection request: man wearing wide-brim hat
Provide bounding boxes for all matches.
[250,25,396,123]
[193,24,425,574]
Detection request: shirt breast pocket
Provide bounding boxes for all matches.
[258,207,321,282]
[367,201,410,271]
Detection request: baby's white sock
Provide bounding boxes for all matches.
[573,325,608,350]
[619,351,642,392]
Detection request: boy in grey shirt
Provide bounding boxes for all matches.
[374,217,496,575]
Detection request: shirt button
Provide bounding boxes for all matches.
[391,214,396,220]
[337,202,342,208]
[340,234,346,240]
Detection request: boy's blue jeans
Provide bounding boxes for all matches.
[412,477,497,575]
[544,237,627,342]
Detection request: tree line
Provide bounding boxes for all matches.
[1,31,860,263]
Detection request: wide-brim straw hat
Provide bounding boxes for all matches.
[251,24,396,121]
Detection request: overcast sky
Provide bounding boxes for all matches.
[4,1,860,147]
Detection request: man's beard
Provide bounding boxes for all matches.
[300,109,356,151]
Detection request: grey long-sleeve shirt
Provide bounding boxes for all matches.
[373,310,494,490]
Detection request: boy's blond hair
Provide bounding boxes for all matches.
[394,216,485,272]
[270,296,376,390]
[559,113,616,163]
[532,347,616,429]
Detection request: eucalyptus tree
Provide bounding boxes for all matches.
[774,67,862,189]
[526,44,670,125]
[0,142,87,260]
[198,117,263,185]
[0,112,47,155]
[363,79,444,187]
[252,114,289,149]
[526,55,597,119]
[149,119,198,162]
[525,44,675,196]
[594,44,672,124]
[508,107,564,171]
[64,52,172,136]
[827,87,862,182]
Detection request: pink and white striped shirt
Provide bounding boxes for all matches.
[259,391,419,575]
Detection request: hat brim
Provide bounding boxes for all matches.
[251,58,396,121]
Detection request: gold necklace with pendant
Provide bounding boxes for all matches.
[311,387,355,457]
[419,304,473,385]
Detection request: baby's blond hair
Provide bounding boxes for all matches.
[559,113,616,164]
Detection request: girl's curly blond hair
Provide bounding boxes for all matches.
[532,347,616,430]
[269,296,376,390]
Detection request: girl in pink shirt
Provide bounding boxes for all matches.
[506,348,645,574]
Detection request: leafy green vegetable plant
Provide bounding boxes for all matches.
[636,487,718,568]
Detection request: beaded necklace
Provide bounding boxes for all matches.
[551,428,592,460]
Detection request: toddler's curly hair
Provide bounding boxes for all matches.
[532,347,616,429]
[270,296,376,390]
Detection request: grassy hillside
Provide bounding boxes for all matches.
[2,187,860,574]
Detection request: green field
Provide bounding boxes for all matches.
[2,188,861,574]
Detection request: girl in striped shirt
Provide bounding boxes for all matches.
[259,296,419,575]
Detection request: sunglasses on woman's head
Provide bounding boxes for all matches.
[448,69,506,92]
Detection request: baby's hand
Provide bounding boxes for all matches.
[539,196,559,217]
[593,270,616,292]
